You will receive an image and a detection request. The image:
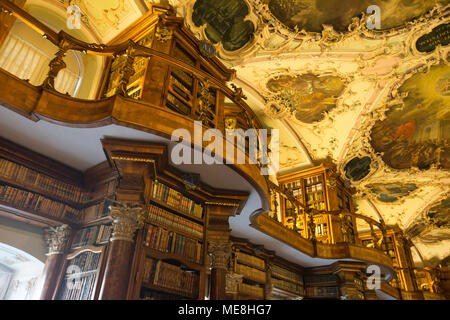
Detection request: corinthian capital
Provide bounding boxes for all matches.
[44,224,71,255]
[109,203,145,242]
[208,241,231,270]
[226,272,244,294]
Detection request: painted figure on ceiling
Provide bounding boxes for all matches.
[371,64,450,170]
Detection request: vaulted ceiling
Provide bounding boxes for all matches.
[14,0,450,267]
[175,0,450,267]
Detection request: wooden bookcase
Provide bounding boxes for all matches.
[230,239,270,300]
[104,33,154,99]
[0,157,83,223]
[0,138,119,227]
[278,163,358,244]
[304,274,340,299]
[232,248,267,300]
[230,239,306,300]
[100,14,232,130]
[270,259,305,299]
[130,178,207,300]
[54,209,115,300]
[55,245,107,300]
[359,228,417,291]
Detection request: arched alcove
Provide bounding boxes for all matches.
[0,243,44,300]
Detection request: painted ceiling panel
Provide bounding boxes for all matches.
[177,0,450,266]
[267,0,448,33]
[6,0,450,266]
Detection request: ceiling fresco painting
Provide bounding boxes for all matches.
[344,156,372,182]
[405,197,450,243]
[267,0,448,33]
[266,73,346,123]
[370,64,450,171]
[9,0,450,269]
[192,0,255,51]
[367,183,418,203]
[56,0,146,42]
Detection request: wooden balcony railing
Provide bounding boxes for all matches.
[250,181,396,278]
[266,180,388,246]
[0,0,265,133]
[0,0,272,217]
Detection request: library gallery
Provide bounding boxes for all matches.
[0,0,448,302]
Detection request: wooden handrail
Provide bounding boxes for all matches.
[267,179,387,246]
[0,0,265,131]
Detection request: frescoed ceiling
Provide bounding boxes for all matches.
[26,0,148,43]
[267,0,447,33]
[15,0,450,267]
[192,0,255,51]
[172,0,450,267]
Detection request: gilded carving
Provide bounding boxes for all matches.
[208,241,232,269]
[42,39,71,91]
[225,272,244,294]
[224,117,238,130]
[44,224,71,255]
[155,24,173,43]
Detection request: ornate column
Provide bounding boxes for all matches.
[99,203,144,300]
[208,241,231,300]
[226,272,244,300]
[264,263,273,300]
[40,224,71,300]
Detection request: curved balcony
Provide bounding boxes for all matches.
[0,0,396,281]
[249,181,396,280]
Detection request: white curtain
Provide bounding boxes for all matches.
[0,34,80,96]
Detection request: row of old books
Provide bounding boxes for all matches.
[0,183,81,220]
[0,158,117,205]
[147,203,203,239]
[236,251,265,270]
[271,265,303,284]
[58,273,98,300]
[236,263,267,284]
[239,283,264,299]
[305,286,339,297]
[144,223,203,264]
[82,199,113,221]
[152,181,203,219]
[142,258,199,297]
[0,157,83,202]
[71,224,113,248]
[272,278,304,295]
